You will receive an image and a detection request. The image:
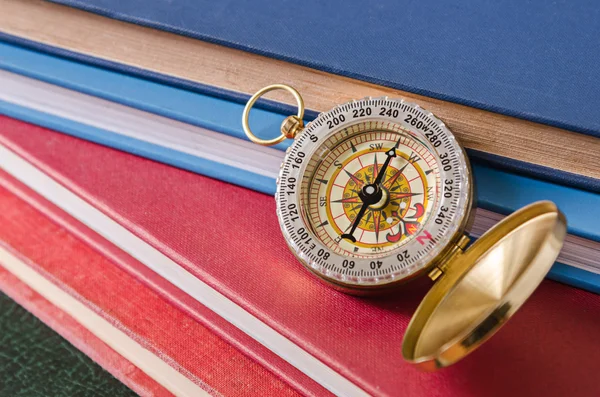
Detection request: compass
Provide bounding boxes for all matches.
[243,84,567,369]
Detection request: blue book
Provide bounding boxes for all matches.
[46,0,600,139]
[0,43,599,293]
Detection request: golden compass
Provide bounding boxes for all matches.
[243,84,566,370]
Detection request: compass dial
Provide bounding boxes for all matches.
[277,98,472,290]
[303,128,438,258]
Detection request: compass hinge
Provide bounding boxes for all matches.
[428,234,471,281]
[280,115,304,139]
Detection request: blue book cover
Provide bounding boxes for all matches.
[47,0,600,140]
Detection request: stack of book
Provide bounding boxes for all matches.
[1,0,599,396]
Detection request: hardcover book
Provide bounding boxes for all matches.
[0,172,308,396]
[47,0,600,140]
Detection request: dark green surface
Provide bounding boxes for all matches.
[0,291,136,397]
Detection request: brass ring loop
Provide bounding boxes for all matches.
[242,84,305,146]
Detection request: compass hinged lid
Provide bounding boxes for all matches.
[402,201,567,371]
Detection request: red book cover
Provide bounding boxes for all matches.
[0,267,168,396]
[1,116,600,396]
[0,178,303,396]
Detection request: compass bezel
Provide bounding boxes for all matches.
[275,97,474,293]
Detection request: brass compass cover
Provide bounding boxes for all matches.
[402,201,567,370]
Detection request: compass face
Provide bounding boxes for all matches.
[276,98,472,289]
[303,128,437,257]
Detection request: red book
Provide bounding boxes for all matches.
[0,175,308,395]
[0,177,305,396]
[1,116,600,396]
